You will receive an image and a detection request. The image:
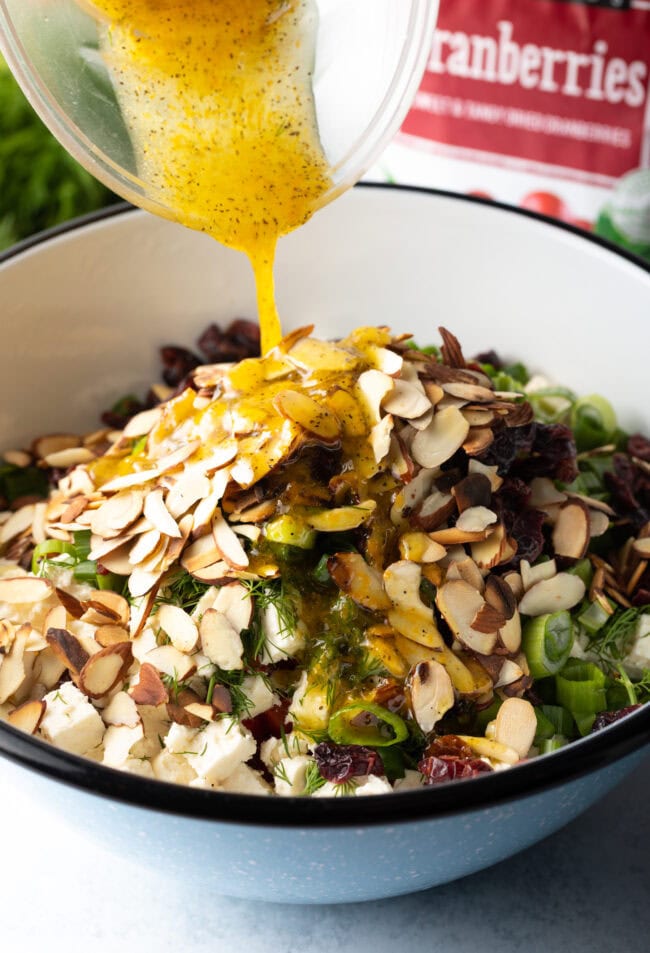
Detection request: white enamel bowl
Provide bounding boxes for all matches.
[0,185,649,904]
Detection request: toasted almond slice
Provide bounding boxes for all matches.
[199,609,244,670]
[529,477,568,508]
[129,528,162,565]
[42,605,67,640]
[471,603,507,634]
[128,568,163,598]
[96,543,134,575]
[273,390,341,441]
[462,427,494,456]
[369,345,403,376]
[3,449,32,468]
[461,408,496,428]
[0,624,28,704]
[328,552,390,612]
[122,406,163,438]
[518,573,586,616]
[357,370,394,425]
[305,500,376,533]
[411,489,455,532]
[90,490,144,538]
[408,660,455,733]
[143,488,182,539]
[633,537,650,558]
[129,662,169,706]
[55,587,84,618]
[365,635,408,678]
[44,447,95,468]
[390,468,438,526]
[445,556,485,592]
[7,698,46,734]
[436,580,498,655]
[589,510,610,538]
[552,500,591,560]
[429,526,490,545]
[520,558,557,592]
[213,582,253,633]
[494,658,525,688]
[212,509,249,569]
[484,575,516,620]
[166,688,206,728]
[468,459,503,492]
[84,590,130,627]
[493,697,537,758]
[0,576,53,604]
[96,624,131,648]
[102,691,141,727]
[32,434,80,459]
[503,571,524,601]
[45,627,89,675]
[191,470,230,537]
[408,407,435,432]
[187,561,231,584]
[451,474,492,514]
[158,604,199,653]
[411,406,470,469]
[100,468,162,492]
[89,530,139,562]
[60,496,90,525]
[457,735,520,764]
[423,380,444,405]
[184,702,215,722]
[0,505,36,544]
[155,441,202,473]
[166,472,211,518]
[471,524,513,570]
[442,381,495,402]
[382,379,431,420]
[196,441,239,474]
[182,534,223,573]
[455,506,498,534]
[145,645,197,681]
[369,415,394,463]
[78,642,132,698]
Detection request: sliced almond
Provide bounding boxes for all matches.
[128,568,163,598]
[212,509,249,569]
[273,390,341,441]
[357,370,394,425]
[455,506,498,534]
[328,388,368,438]
[468,459,503,492]
[45,627,89,675]
[3,449,32,468]
[213,582,253,633]
[145,645,197,681]
[129,662,169,706]
[32,434,80,460]
[369,345,403,376]
[445,556,485,592]
[408,660,455,733]
[457,734,519,765]
[443,381,494,402]
[462,427,495,456]
[520,558,557,592]
[518,573,586,616]
[166,472,211,519]
[83,590,130,627]
[167,688,210,728]
[0,625,28,704]
[493,697,537,759]
[484,575,516,620]
[0,576,52,604]
[143,488,182,539]
[382,379,431,420]
[55,587,84,618]
[589,510,610,538]
[95,624,131,647]
[102,691,141,727]
[158,604,199,653]
[7,698,46,734]
[199,609,244,670]
[497,612,522,654]
[122,406,163,438]
[552,500,591,560]
[369,415,394,463]
[529,477,568,509]
[44,447,95,468]
[471,524,515,570]
[128,528,162,565]
[182,533,223,573]
[90,491,144,538]
[328,552,390,612]
[494,659,525,689]
[633,537,650,558]
[428,525,490,545]
[186,561,231,584]
[471,603,507,634]
[503,571,524,601]
[398,532,446,564]
[0,505,36,544]
[100,468,162,493]
[436,580,498,655]
[184,702,215,723]
[411,489,455,532]
[411,406,470,469]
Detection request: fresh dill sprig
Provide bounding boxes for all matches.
[160,670,194,702]
[355,650,387,682]
[302,760,326,796]
[273,761,291,786]
[587,605,650,661]
[242,577,297,662]
[155,569,211,613]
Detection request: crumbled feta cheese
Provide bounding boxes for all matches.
[261,604,305,663]
[622,613,650,678]
[152,748,197,785]
[288,670,329,730]
[165,718,256,784]
[103,722,144,768]
[354,775,393,796]
[393,769,425,792]
[260,733,309,770]
[121,758,155,779]
[274,755,312,796]
[221,764,271,795]
[40,682,105,756]
[241,675,279,718]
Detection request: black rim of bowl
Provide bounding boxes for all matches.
[0,183,649,829]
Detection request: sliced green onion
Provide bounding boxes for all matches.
[72,530,92,560]
[265,514,316,549]
[540,735,568,754]
[73,560,99,584]
[570,395,617,452]
[31,540,76,575]
[312,554,333,585]
[540,704,575,738]
[328,702,408,747]
[97,571,126,594]
[556,660,607,720]
[578,599,615,635]
[533,707,556,744]
[522,610,574,678]
[574,712,597,736]
[375,744,405,781]
[567,558,593,588]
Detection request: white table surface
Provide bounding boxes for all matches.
[2,754,649,953]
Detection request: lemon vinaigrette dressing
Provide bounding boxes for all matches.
[87,0,332,353]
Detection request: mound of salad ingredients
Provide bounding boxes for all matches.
[0,322,648,797]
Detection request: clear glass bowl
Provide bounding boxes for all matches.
[0,0,438,218]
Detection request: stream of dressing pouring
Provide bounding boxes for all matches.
[85,0,333,354]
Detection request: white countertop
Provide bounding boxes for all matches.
[2,754,649,953]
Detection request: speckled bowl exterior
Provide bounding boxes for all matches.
[1,187,649,904]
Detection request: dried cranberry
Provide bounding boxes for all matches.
[474,349,503,369]
[492,478,546,567]
[160,345,201,388]
[242,699,290,744]
[197,319,261,364]
[628,434,650,462]
[313,742,384,784]
[418,755,493,785]
[591,705,642,732]
[604,453,650,531]
[423,734,474,760]
[478,422,537,475]
[511,423,578,484]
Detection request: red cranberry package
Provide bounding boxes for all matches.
[369,0,650,260]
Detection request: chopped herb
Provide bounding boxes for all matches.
[586,605,650,662]
[302,760,326,796]
[156,568,210,612]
